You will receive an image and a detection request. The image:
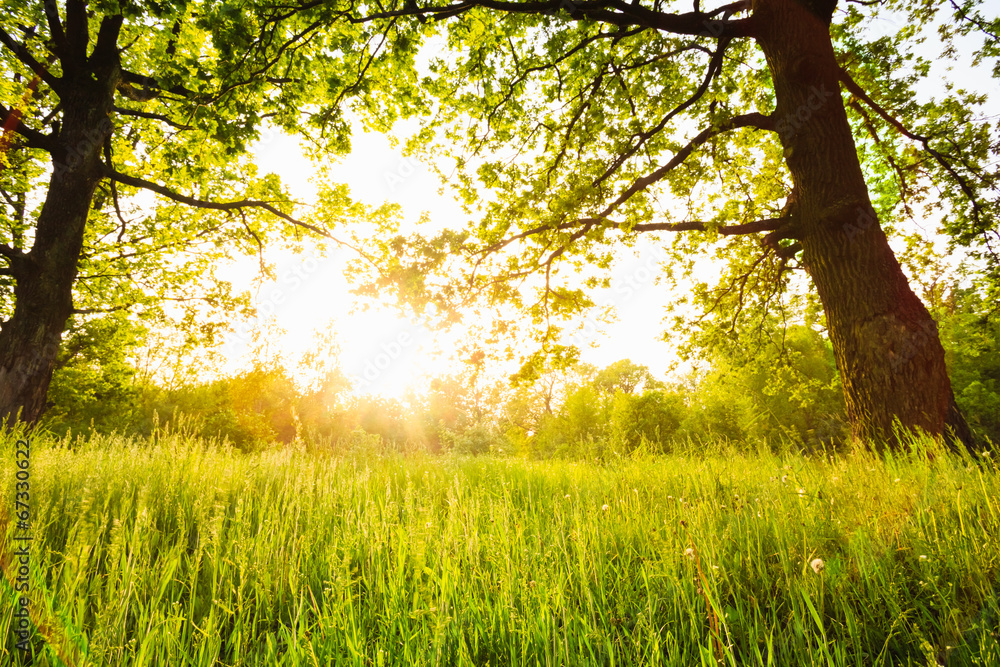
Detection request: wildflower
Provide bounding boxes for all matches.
[810,558,825,574]
[919,555,928,561]
[797,487,806,496]
[684,547,696,561]
[564,494,571,500]
[425,521,432,529]
[602,504,610,512]
[894,478,900,483]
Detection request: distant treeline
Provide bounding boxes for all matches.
[43,289,999,454]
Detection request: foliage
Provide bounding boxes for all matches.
[938,286,1000,445]
[3,429,998,665]
[340,0,1000,352]
[44,314,145,432]
[677,323,848,448]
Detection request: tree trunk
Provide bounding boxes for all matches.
[753,0,975,450]
[0,23,121,424]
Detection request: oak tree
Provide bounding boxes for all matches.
[0,0,375,421]
[346,0,998,449]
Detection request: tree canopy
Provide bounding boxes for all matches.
[0,0,997,447]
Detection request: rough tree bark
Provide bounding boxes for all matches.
[0,17,122,424]
[753,0,974,449]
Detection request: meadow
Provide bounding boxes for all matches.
[1,428,998,666]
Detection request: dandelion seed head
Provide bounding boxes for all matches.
[810,558,825,574]
[684,547,696,561]
[601,504,610,512]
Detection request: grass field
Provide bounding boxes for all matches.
[1,428,998,666]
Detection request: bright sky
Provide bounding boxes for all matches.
[228,125,680,397]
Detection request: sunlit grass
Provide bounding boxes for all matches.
[1,428,998,666]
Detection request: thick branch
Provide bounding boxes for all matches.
[0,26,62,91]
[0,104,59,153]
[628,216,783,234]
[120,70,199,100]
[350,0,756,38]
[43,0,68,58]
[0,243,25,262]
[64,0,90,63]
[71,303,135,316]
[0,242,27,278]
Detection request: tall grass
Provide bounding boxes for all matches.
[1,428,998,666]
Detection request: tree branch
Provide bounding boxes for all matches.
[596,111,774,220]
[120,70,199,100]
[0,243,22,260]
[71,303,135,316]
[43,0,68,58]
[349,0,756,38]
[102,164,373,261]
[0,243,27,278]
[592,33,734,191]
[479,111,775,261]
[838,66,984,230]
[0,104,60,153]
[64,0,90,64]
[0,26,62,91]
[112,105,193,130]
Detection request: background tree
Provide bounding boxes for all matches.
[346,0,998,449]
